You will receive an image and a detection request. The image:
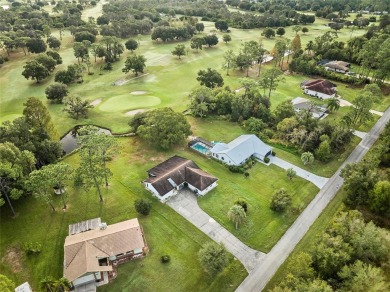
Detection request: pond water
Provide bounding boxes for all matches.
[60,126,112,154]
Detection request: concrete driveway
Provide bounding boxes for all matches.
[167,189,265,272]
[268,156,329,189]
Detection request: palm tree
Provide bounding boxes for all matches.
[306,40,314,55]
[55,277,71,292]
[286,168,297,180]
[41,276,56,292]
[227,204,246,230]
[327,98,340,113]
[301,152,314,165]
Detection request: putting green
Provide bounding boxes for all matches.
[99,94,161,112]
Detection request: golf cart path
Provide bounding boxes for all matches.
[236,106,390,292]
[167,190,265,272]
[269,156,329,188]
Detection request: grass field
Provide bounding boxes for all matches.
[0,137,248,291]
[0,5,373,135]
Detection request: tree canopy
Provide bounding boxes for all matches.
[129,108,192,150]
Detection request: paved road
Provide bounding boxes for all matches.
[269,156,329,188]
[167,190,265,272]
[236,106,390,292]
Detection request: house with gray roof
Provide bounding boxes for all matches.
[210,135,272,166]
[143,156,218,201]
[292,97,328,119]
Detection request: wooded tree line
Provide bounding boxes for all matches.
[228,0,390,15]
[271,210,390,291]
[341,122,390,220]
[290,27,390,84]
[188,80,355,162]
[0,113,118,216]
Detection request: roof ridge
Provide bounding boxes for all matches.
[186,167,216,178]
[86,240,110,258]
[66,242,85,268]
[150,160,197,182]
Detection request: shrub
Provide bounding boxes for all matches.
[161,255,171,263]
[272,151,276,156]
[234,199,248,213]
[102,62,113,71]
[198,242,229,275]
[270,188,291,212]
[134,199,152,215]
[264,157,270,163]
[24,242,42,255]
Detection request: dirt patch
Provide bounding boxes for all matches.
[125,109,146,116]
[114,73,150,86]
[2,246,23,273]
[130,91,148,95]
[90,98,102,106]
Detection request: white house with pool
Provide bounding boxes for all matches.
[143,155,218,202]
[210,135,272,166]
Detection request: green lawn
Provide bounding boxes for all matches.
[264,189,348,291]
[270,136,361,178]
[0,137,247,291]
[0,7,372,136]
[197,161,318,252]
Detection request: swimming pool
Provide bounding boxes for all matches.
[191,142,210,154]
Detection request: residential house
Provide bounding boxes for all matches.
[291,97,328,119]
[63,218,147,290]
[301,79,337,100]
[210,134,272,166]
[143,155,218,201]
[324,61,350,73]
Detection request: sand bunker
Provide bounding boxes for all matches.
[130,91,148,95]
[90,98,102,106]
[125,109,146,116]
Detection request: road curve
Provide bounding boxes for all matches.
[236,106,390,292]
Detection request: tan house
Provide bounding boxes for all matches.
[64,218,147,290]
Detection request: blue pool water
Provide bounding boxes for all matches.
[191,142,210,154]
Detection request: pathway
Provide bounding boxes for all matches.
[353,130,367,139]
[268,156,329,189]
[167,190,265,272]
[236,106,390,292]
[338,98,384,116]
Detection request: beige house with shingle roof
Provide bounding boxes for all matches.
[64,218,147,289]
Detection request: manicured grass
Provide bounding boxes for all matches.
[0,137,247,291]
[0,7,373,136]
[196,160,319,252]
[187,116,246,142]
[271,136,361,178]
[264,189,348,291]
[98,94,161,113]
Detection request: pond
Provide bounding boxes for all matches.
[60,126,112,154]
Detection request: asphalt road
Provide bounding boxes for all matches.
[236,106,390,292]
